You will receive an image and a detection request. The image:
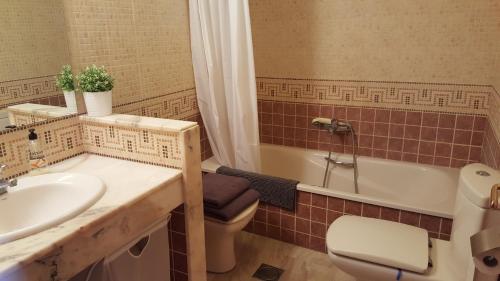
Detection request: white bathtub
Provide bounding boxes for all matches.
[202,144,459,218]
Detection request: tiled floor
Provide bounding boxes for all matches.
[207,232,355,281]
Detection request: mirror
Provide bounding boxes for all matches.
[0,0,76,131]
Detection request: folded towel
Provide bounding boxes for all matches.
[204,189,260,221]
[202,173,250,209]
[216,166,298,211]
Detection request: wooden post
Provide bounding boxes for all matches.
[181,125,207,281]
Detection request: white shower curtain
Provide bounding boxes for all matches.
[189,0,261,172]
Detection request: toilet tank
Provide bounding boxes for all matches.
[450,163,500,280]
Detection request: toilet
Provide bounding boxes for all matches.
[201,173,260,273]
[204,200,259,273]
[326,163,500,281]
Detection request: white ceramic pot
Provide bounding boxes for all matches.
[63,90,78,113]
[83,90,112,117]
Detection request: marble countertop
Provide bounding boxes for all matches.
[0,154,183,279]
[7,103,74,117]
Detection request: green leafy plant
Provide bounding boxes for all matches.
[77,65,114,92]
[55,65,75,92]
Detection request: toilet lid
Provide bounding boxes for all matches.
[326,216,429,273]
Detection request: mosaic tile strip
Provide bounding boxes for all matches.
[0,116,84,179]
[243,191,453,253]
[258,100,485,168]
[114,89,198,121]
[81,120,184,169]
[257,77,493,115]
[0,76,64,109]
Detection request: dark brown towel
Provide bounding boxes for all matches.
[216,166,298,211]
[204,189,260,221]
[203,173,250,209]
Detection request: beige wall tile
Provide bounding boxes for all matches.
[0,0,70,108]
[0,0,70,81]
[249,0,499,86]
[63,0,195,112]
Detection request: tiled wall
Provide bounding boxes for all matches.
[249,0,499,86]
[80,117,184,169]
[184,113,212,162]
[250,0,500,170]
[62,0,195,110]
[257,78,490,168]
[0,0,70,109]
[113,89,198,121]
[486,90,500,168]
[256,78,492,115]
[0,116,84,179]
[169,205,189,281]
[0,76,66,110]
[61,0,211,164]
[481,120,500,169]
[244,191,453,253]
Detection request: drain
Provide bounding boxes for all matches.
[252,264,284,281]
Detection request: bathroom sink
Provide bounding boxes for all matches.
[0,173,106,244]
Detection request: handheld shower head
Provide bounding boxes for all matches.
[312,117,332,129]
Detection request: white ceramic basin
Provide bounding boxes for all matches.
[0,173,106,244]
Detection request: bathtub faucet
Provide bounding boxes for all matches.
[312,117,359,192]
[311,118,352,134]
[331,119,352,133]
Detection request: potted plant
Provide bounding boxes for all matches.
[77,65,114,117]
[55,65,78,113]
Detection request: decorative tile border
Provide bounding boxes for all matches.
[257,77,493,115]
[244,190,453,253]
[113,88,198,121]
[0,76,64,109]
[80,118,190,169]
[258,100,485,168]
[114,88,198,123]
[0,116,84,179]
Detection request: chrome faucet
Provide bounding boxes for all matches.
[311,117,359,193]
[330,119,353,133]
[0,164,17,195]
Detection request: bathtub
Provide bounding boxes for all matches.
[202,144,459,219]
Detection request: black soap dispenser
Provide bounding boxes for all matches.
[28,128,47,171]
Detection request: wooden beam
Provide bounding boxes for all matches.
[180,125,207,281]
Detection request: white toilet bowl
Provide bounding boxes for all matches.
[204,200,259,273]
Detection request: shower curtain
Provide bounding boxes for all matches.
[189,0,261,172]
